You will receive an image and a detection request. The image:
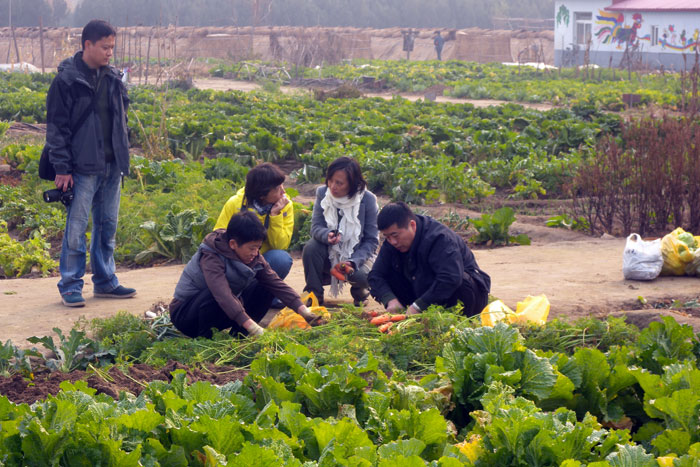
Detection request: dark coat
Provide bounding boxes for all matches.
[368,215,490,314]
[171,230,303,326]
[45,51,130,176]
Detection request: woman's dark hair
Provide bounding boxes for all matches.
[244,163,286,205]
[325,157,366,198]
[226,211,268,244]
[377,202,417,230]
[81,20,116,49]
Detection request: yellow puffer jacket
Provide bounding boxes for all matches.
[214,188,294,253]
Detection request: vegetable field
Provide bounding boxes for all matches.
[2,59,700,466]
[1,308,700,465]
[212,60,687,109]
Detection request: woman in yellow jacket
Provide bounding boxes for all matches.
[214,163,294,281]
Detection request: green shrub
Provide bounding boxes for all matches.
[0,221,56,278]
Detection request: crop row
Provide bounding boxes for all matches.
[1,71,617,203]
[128,86,615,202]
[211,60,685,109]
[1,307,699,465]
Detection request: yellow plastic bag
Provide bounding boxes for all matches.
[267,308,311,330]
[512,294,550,325]
[267,292,330,330]
[660,228,694,276]
[480,294,550,327]
[480,300,515,327]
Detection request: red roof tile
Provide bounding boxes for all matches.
[606,0,700,12]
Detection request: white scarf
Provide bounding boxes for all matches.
[321,188,365,296]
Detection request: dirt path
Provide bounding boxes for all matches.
[192,78,553,110]
[2,232,699,347]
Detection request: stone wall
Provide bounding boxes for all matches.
[0,25,554,71]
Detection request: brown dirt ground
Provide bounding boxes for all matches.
[0,360,248,405]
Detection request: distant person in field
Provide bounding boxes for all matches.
[214,163,293,282]
[433,31,445,60]
[170,212,323,338]
[368,202,490,317]
[302,157,379,306]
[45,19,134,307]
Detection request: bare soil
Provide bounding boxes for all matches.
[0,360,247,405]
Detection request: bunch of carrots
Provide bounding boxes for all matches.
[365,310,407,333]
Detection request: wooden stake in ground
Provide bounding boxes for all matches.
[11,25,21,64]
[39,17,45,73]
[156,26,162,86]
[138,31,142,85]
[145,29,152,85]
[121,16,127,65]
[128,26,132,67]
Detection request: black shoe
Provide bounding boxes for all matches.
[61,292,86,307]
[94,285,137,299]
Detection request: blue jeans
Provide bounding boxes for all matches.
[263,249,293,279]
[58,162,122,295]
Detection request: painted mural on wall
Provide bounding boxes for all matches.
[595,10,699,52]
[659,26,699,51]
[595,11,645,47]
[557,5,570,27]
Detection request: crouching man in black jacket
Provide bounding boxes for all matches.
[368,202,490,317]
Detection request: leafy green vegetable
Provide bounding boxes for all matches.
[27,328,102,373]
[471,207,530,246]
[135,208,213,264]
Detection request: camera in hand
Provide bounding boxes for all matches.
[43,188,74,206]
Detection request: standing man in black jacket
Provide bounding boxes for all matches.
[46,20,135,307]
[368,202,490,317]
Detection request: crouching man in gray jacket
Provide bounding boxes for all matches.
[170,212,323,338]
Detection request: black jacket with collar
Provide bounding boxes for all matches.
[368,214,490,311]
[45,51,130,176]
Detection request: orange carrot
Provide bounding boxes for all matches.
[330,267,346,281]
[378,322,394,333]
[390,314,407,322]
[367,310,379,318]
[370,314,392,326]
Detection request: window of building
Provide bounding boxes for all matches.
[574,12,592,46]
[651,25,659,46]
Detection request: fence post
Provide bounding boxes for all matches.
[39,17,45,73]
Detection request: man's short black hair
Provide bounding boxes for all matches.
[377,202,416,230]
[81,20,116,49]
[226,211,267,244]
[325,157,367,198]
[244,163,285,205]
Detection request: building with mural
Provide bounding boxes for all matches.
[554,0,700,69]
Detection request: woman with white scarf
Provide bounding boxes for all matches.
[302,157,379,306]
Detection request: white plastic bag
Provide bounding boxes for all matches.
[622,233,663,281]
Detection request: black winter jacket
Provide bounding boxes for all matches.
[368,215,490,312]
[45,52,130,176]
